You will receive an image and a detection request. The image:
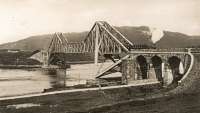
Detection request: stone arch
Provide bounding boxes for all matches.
[136,55,148,79]
[168,56,184,82]
[151,55,163,81]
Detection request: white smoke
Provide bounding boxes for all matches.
[149,27,164,43]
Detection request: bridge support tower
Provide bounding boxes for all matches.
[42,51,49,67]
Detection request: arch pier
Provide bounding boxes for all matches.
[120,49,192,87]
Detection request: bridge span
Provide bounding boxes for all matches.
[28,21,198,82]
[44,21,150,66]
[2,22,200,112]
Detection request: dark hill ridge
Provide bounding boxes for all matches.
[115,26,153,46]
[156,31,200,48]
[0,34,52,51]
[0,26,200,51]
[155,31,190,48]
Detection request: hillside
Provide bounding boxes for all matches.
[0,34,52,51]
[0,26,200,51]
[155,31,190,48]
[0,32,89,51]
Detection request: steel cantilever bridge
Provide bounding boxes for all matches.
[42,21,191,79]
[46,21,139,66]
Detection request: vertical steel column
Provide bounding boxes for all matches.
[94,23,99,65]
[42,51,49,67]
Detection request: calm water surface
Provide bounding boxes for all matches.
[0,68,85,97]
[1,68,200,113]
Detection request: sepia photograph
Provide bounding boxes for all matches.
[0,0,200,113]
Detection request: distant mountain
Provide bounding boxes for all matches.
[155,31,190,48]
[116,26,153,46]
[0,34,52,51]
[0,32,88,51]
[156,32,200,48]
[0,26,200,51]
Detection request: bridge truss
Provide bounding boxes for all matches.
[47,21,134,65]
[43,21,192,79]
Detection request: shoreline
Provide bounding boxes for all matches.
[0,80,159,101]
[0,65,41,69]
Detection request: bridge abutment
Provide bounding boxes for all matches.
[42,51,49,67]
[120,49,191,87]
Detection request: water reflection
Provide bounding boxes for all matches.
[0,63,112,97]
[48,73,66,88]
[0,68,78,97]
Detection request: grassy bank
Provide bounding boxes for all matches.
[0,83,160,113]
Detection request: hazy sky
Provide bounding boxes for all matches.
[0,0,199,44]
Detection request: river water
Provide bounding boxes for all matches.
[1,67,200,113]
[0,63,114,97]
[0,68,87,97]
